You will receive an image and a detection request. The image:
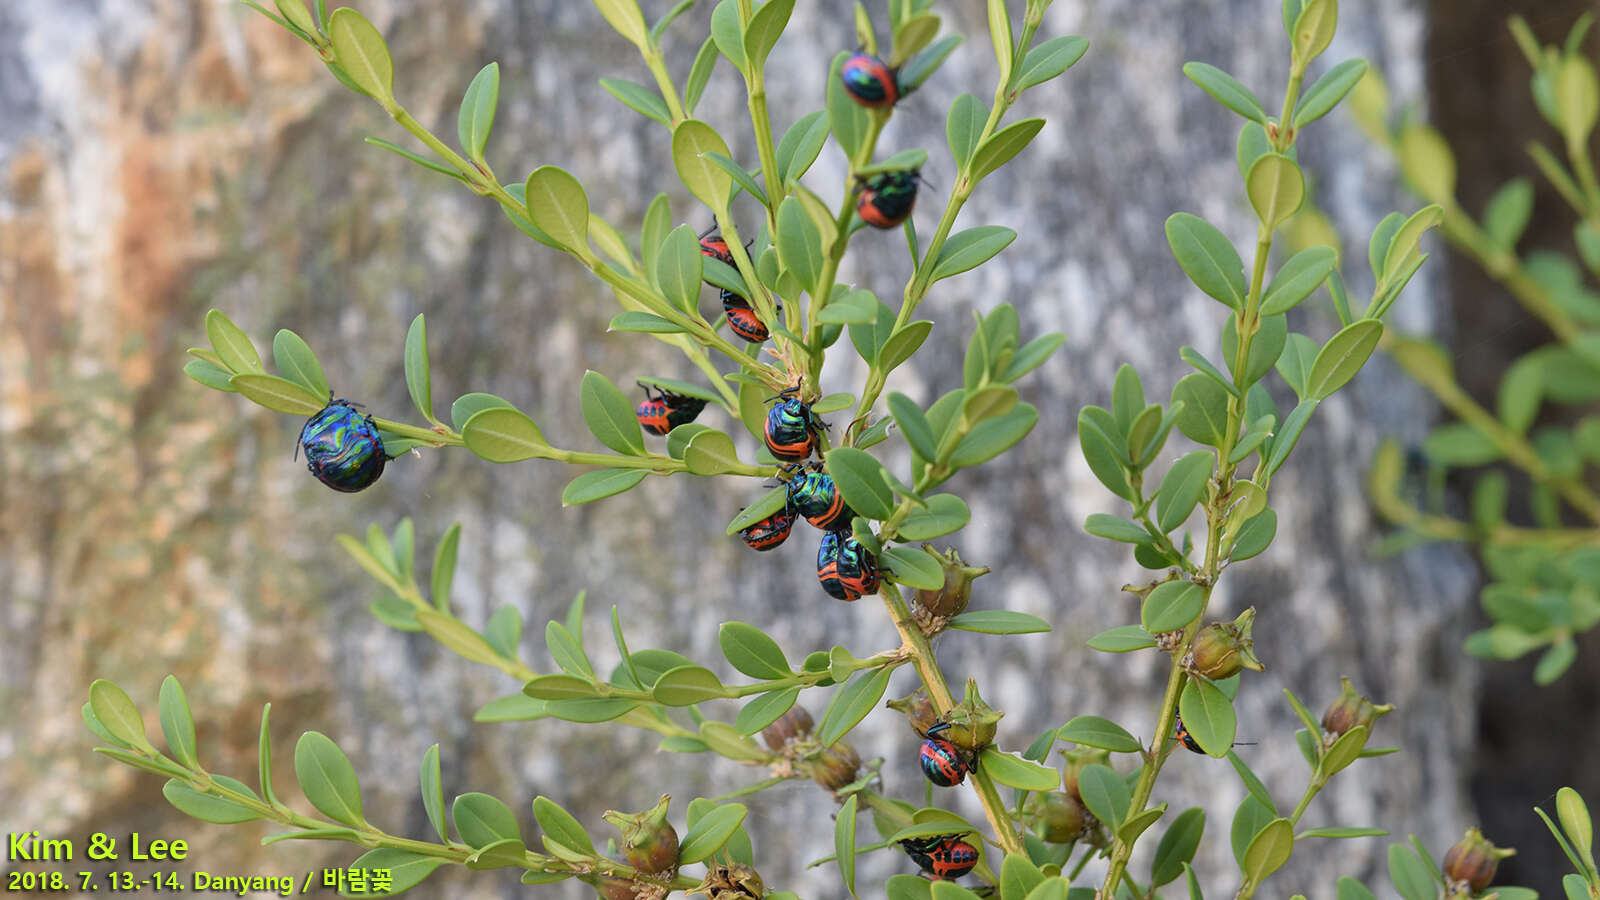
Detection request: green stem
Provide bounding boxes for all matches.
[746,73,786,226]
[878,583,1025,857]
[1567,134,1600,217]
[1287,776,1325,826]
[371,418,462,446]
[642,42,688,124]
[805,114,889,388]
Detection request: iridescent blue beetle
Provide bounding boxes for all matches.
[817,530,879,601]
[840,52,899,108]
[298,395,387,492]
[764,387,822,461]
[786,463,854,531]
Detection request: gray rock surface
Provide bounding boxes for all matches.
[0,0,1480,897]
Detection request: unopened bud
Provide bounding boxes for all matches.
[886,690,939,737]
[602,795,679,877]
[1442,827,1515,893]
[1060,747,1111,802]
[1184,607,1263,680]
[590,876,647,900]
[1321,677,1394,738]
[938,680,1004,752]
[761,705,815,751]
[913,546,988,618]
[811,741,861,793]
[1034,792,1088,844]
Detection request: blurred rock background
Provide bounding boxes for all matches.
[0,0,1594,897]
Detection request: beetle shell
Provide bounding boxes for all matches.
[299,398,387,492]
[918,736,968,786]
[900,836,979,880]
[764,391,818,461]
[636,385,708,436]
[721,290,771,343]
[840,52,899,108]
[787,467,854,530]
[817,531,879,601]
[700,233,737,266]
[739,506,797,551]
[856,170,921,229]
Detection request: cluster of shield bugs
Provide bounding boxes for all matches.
[298,395,389,492]
[918,721,974,787]
[898,834,979,881]
[633,383,708,436]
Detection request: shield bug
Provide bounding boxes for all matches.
[764,388,821,461]
[899,835,979,880]
[298,396,388,492]
[739,504,797,552]
[635,383,708,436]
[721,290,776,343]
[840,52,899,108]
[918,722,971,787]
[856,169,922,228]
[786,463,854,530]
[817,530,879,601]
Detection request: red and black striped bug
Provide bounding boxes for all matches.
[855,169,924,229]
[635,383,708,436]
[817,530,879,600]
[899,834,979,881]
[918,721,971,787]
[721,290,779,344]
[738,504,797,552]
[699,230,737,266]
[1172,715,1256,755]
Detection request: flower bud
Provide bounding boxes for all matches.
[701,864,764,900]
[1442,827,1515,893]
[760,705,815,752]
[939,679,1003,752]
[1060,747,1111,802]
[1184,607,1264,680]
[886,689,939,737]
[913,546,989,618]
[811,741,862,793]
[1321,676,1395,738]
[589,876,647,900]
[1034,792,1088,843]
[602,795,679,877]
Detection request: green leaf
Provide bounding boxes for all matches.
[345,850,446,897]
[1241,818,1294,886]
[743,0,794,69]
[879,321,935,373]
[673,120,735,212]
[949,402,1038,467]
[454,792,522,847]
[230,373,325,415]
[1079,408,1136,501]
[90,679,151,751]
[734,686,801,735]
[832,793,860,898]
[1536,639,1577,685]
[1077,765,1131,830]
[1172,374,1231,447]
[897,34,963,93]
[684,428,742,475]
[1387,845,1436,900]
[970,118,1045,181]
[608,311,684,334]
[930,227,1016,283]
[1142,581,1205,633]
[1087,625,1158,653]
[947,93,986,171]
[1059,716,1141,753]
[533,795,596,859]
[979,748,1061,791]
[1296,826,1387,840]
[1337,876,1379,900]
[257,703,280,807]
[524,166,590,253]
[205,309,262,373]
[1228,751,1275,813]
[328,7,394,104]
[684,36,718,114]
[419,745,446,841]
[777,196,825,295]
[577,371,645,456]
[561,468,649,506]
[898,493,971,540]
[600,77,671,127]
[1151,808,1206,887]
[1178,679,1236,758]
[709,0,745,68]
[986,0,1013,78]
[1155,450,1214,534]
[777,110,830,184]
[1307,319,1382,400]
[1293,59,1367,127]
[457,62,500,160]
[818,666,895,746]
[545,620,593,679]
[1317,725,1369,778]
[184,359,236,392]
[1014,35,1090,92]
[725,486,791,536]
[719,622,791,680]
[679,803,749,864]
[1084,514,1152,544]
[1260,247,1336,316]
[828,50,872,160]
[705,152,768,206]
[882,545,946,590]
[653,665,730,705]
[157,676,198,769]
[1183,61,1268,123]
[1246,154,1305,228]
[826,447,895,520]
[1221,313,1287,388]
[395,315,434,424]
[163,778,261,824]
[1165,213,1247,309]
[522,674,602,701]
[652,225,705,316]
[294,731,365,827]
[272,329,330,399]
[888,393,937,461]
[947,610,1051,634]
[1484,178,1535,250]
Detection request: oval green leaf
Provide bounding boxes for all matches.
[978,748,1061,791]
[946,610,1051,635]
[1141,581,1205,633]
[1058,716,1141,753]
[1246,154,1306,228]
[294,731,365,827]
[463,406,550,462]
[1307,319,1383,400]
[561,468,649,506]
[719,621,792,680]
